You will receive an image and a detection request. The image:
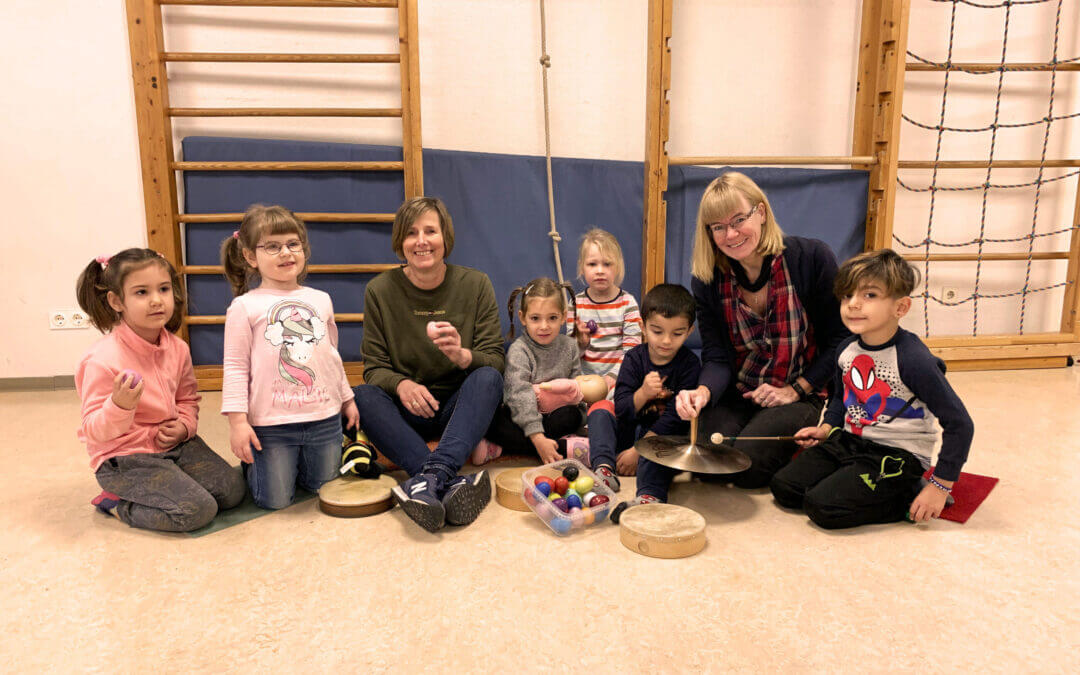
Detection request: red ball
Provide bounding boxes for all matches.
[588,494,610,507]
[553,476,570,495]
[534,476,555,489]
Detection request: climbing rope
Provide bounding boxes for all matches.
[538,0,566,285]
[896,0,1076,335]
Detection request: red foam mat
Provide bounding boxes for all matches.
[927,467,999,524]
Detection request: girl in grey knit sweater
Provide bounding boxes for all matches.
[484,278,585,464]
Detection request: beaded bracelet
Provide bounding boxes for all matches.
[927,475,953,494]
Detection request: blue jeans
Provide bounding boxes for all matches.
[353,366,503,479]
[586,408,639,471]
[249,414,342,510]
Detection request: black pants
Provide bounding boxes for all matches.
[697,390,824,488]
[486,404,584,458]
[769,431,925,529]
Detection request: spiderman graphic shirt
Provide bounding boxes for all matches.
[822,329,973,481]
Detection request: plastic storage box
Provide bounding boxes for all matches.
[520,459,616,536]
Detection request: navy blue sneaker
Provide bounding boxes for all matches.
[392,472,445,533]
[441,471,491,526]
[610,494,661,524]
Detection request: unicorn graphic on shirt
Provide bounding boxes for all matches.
[264,300,327,388]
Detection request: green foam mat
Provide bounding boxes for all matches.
[186,488,315,538]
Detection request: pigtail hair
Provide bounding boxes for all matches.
[220,234,252,297]
[76,258,119,333]
[506,286,525,340]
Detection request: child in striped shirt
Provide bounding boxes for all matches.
[566,228,643,477]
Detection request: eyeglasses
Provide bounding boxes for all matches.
[256,240,304,255]
[707,204,760,235]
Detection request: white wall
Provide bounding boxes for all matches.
[1,0,1077,378]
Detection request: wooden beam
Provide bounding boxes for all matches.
[1062,176,1080,336]
[907,61,1080,73]
[930,342,1080,361]
[161,1,396,7]
[177,212,395,223]
[669,155,876,166]
[195,362,366,391]
[642,0,672,298]
[925,332,1075,348]
[865,0,911,250]
[853,0,884,241]
[398,0,423,197]
[168,107,401,117]
[163,52,399,63]
[899,159,1080,169]
[172,161,403,171]
[183,264,395,274]
[944,356,1068,372]
[187,313,366,325]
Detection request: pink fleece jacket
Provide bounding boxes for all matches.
[75,321,200,470]
[220,286,353,426]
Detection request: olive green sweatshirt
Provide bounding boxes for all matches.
[361,265,505,399]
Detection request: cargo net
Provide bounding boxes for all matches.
[896,0,1079,335]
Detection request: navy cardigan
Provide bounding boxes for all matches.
[690,236,850,399]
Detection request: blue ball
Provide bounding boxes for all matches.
[550,517,571,534]
[566,494,582,509]
[536,482,552,497]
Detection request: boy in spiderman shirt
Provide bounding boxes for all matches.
[770,249,973,529]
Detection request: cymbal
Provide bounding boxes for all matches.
[635,435,752,474]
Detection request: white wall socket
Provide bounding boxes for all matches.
[50,309,89,330]
[941,286,959,302]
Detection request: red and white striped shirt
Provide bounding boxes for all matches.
[566,288,642,381]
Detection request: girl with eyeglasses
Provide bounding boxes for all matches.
[220,205,359,510]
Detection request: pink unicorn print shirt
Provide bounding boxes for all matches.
[221,287,354,426]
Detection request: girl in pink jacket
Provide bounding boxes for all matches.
[75,248,245,532]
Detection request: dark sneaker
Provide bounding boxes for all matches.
[392,473,445,533]
[441,471,492,526]
[610,494,661,524]
[595,464,621,493]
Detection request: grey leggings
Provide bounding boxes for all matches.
[95,436,246,532]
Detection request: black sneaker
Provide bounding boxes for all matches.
[392,472,445,533]
[441,471,491,526]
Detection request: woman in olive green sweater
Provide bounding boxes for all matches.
[354,196,505,533]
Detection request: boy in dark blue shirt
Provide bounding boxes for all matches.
[771,249,974,528]
[589,284,701,522]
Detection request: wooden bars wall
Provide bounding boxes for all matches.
[642,0,1080,371]
[125,0,423,388]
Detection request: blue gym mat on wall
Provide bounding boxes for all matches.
[182,136,867,365]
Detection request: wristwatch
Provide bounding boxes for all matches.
[790,380,809,400]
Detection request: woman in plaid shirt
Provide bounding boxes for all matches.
[674,172,849,488]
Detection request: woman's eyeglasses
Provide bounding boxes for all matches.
[707,204,759,235]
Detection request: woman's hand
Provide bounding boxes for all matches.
[531,433,562,465]
[154,419,187,450]
[793,424,831,448]
[227,413,261,464]
[342,400,359,431]
[909,479,953,522]
[675,386,711,420]
[429,321,472,369]
[743,383,799,408]
[397,379,440,419]
[111,371,144,411]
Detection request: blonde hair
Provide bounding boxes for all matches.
[390,196,455,261]
[221,205,311,296]
[690,172,785,283]
[577,228,625,286]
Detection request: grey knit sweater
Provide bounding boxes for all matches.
[504,333,582,437]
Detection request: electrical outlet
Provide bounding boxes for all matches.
[49,309,88,330]
[941,286,958,302]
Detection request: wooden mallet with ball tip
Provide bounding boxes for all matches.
[709,432,796,445]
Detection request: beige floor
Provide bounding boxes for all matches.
[2,368,1078,673]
